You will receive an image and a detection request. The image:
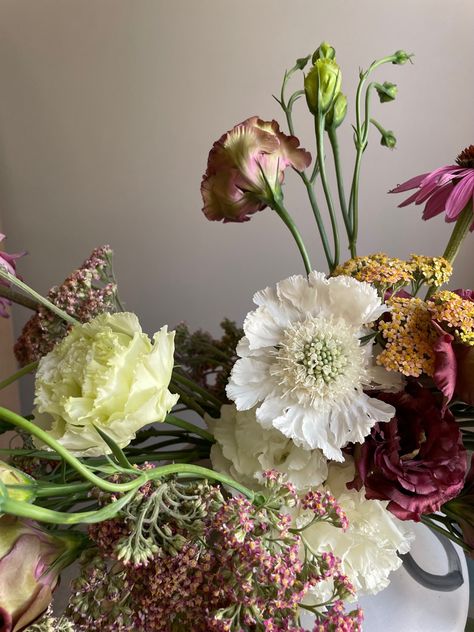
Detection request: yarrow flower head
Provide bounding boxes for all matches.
[391,145,474,229]
[333,253,413,293]
[0,233,25,318]
[69,475,360,631]
[376,295,438,377]
[33,312,179,456]
[201,117,311,223]
[227,272,396,460]
[409,255,453,288]
[429,290,474,346]
[14,246,120,366]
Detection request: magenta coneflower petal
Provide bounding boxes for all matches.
[422,183,453,220]
[391,153,474,228]
[445,172,474,220]
[390,173,428,193]
[398,189,420,208]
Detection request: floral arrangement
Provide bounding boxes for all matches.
[0,40,473,632]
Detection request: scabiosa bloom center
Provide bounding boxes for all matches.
[272,318,363,403]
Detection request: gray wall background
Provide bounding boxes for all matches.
[0,0,473,368]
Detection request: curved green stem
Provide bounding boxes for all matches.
[0,268,78,326]
[0,361,39,391]
[0,407,147,493]
[171,371,222,408]
[426,202,473,300]
[270,197,312,275]
[315,117,340,269]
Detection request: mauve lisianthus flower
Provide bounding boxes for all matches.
[201,117,311,222]
[206,405,328,490]
[350,383,467,521]
[0,233,25,318]
[33,312,179,456]
[390,145,474,228]
[227,272,396,460]
[0,516,82,632]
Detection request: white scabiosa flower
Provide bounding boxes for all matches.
[206,404,327,490]
[33,312,179,456]
[227,272,395,460]
[300,459,414,599]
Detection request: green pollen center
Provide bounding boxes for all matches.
[298,336,348,383]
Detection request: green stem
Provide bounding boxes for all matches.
[0,268,78,326]
[328,127,351,250]
[0,285,38,311]
[315,117,340,269]
[165,415,215,442]
[270,197,312,275]
[171,372,222,408]
[426,202,473,300]
[169,388,206,417]
[0,407,147,493]
[298,172,333,270]
[35,481,92,497]
[0,361,39,391]
[1,489,138,525]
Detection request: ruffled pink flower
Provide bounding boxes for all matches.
[0,233,25,318]
[201,117,311,222]
[390,145,474,229]
[349,383,467,521]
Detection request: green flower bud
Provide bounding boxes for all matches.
[392,50,413,65]
[381,130,397,149]
[375,82,398,103]
[325,92,348,130]
[305,59,342,115]
[312,41,336,63]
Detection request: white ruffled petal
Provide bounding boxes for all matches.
[227,357,274,410]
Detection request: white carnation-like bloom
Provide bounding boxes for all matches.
[300,459,414,599]
[227,272,396,460]
[206,404,327,490]
[33,312,179,456]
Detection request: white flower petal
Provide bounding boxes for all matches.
[226,357,274,410]
[244,305,282,350]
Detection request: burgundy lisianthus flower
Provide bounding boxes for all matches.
[201,117,311,222]
[390,144,474,229]
[0,233,25,318]
[432,289,474,406]
[350,384,467,521]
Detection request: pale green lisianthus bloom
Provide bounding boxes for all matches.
[33,312,179,456]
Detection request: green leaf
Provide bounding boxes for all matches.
[92,425,133,470]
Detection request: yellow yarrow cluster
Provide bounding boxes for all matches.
[410,255,453,288]
[428,291,474,346]
[333,253,413,289]
[376,296,438,377]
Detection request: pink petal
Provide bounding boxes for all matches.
[390,172,428,193]
[445,173,474,220]
[398,189,421,208]
[419,165,459,189]
[422,183,453,220]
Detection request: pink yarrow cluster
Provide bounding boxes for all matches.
[14,245,119,365]
[69,472,360,632]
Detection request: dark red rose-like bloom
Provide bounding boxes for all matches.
[350,384,467,521]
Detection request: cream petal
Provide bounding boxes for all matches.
[326,276,386,326]
[243,305,282,350]
[227,357,274,410]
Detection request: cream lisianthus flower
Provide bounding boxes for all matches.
[206,405,327,490]
[33,312,179,456]
[227,272,396,460]
[299,459,414,600]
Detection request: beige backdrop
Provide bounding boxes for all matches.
[0,1,473,399]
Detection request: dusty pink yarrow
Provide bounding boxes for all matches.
[302,490,349,531]
[14,245,119,365]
